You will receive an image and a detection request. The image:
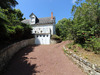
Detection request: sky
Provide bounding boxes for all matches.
[15,0,76,23]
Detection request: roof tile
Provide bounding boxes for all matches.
[21,17,55,25]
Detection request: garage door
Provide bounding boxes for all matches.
[35,34,50,45]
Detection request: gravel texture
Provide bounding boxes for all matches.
[3,41,86,75]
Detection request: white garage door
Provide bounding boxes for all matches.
[35,34,50,45]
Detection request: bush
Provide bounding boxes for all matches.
[51,35,62,40]
[90,38,100,53]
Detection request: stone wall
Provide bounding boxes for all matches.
[63,46,100,75]
[0,38,35,73]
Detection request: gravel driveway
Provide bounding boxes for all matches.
[3,41,86,75]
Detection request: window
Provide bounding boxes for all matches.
[43,35,45,37]
[31,17,34,22]
[47,35,48,37]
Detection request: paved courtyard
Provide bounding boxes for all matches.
[3,41,86,75]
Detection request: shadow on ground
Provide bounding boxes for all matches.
[2,45,40,75]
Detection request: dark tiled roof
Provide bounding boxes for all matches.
[21,17,55,25]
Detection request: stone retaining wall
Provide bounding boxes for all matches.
[0,38,35,73]
[63,46,100,75]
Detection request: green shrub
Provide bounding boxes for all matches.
[91,38,100,53]
[74,49,77,52]
[51,35,62,40]
[77,44,82,48]
[68,46,71,49]
[67,42,74,49]
[84,38,100,53]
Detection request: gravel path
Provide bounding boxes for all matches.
[3,41,86,75]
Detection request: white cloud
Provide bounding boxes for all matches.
[72,0,76,4]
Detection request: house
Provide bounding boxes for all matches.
[21,12,56,45]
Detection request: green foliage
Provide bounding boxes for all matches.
[76,44,82,48]
[0,8,32,44]
[0,8,8,21]
[86,38,100,53]
[22,24,32,39]
[67,43,74,49]
[71,0,100,53]
[56,18,73,40]
[51,35,61,40]
[74,49,77,52]
[68,46,71,49]
[56,0,100,53]
[0,0,33,50]
[0,8,9,40]
[0,0,18,9]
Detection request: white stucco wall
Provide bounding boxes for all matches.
[35,34,50,45]
[32,24,54,35]
[30,15,36,24]
[53,23,56,34]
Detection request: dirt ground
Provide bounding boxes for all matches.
[2,41,86,75]
[66,42,100,67]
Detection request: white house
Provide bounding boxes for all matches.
[22,12,56,45]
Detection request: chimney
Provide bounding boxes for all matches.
[51,12,53,19]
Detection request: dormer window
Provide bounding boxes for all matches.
[31,17,34,22]
[29,13,36,24]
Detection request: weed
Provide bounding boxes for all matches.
[77,44,82,48]
[94,51,100,54]
[84,56,88,59]
[67,42,74,49]
[74,49,77,52]
[63,47,68,53]
[68,46,71,49]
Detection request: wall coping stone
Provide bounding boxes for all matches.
[0,38,35,74]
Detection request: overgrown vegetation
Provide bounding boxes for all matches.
[56,0,100,53]
[0,0,32,49]
[51,35,62,40]
[51,35,62,43]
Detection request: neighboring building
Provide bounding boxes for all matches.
[21,12,56,45]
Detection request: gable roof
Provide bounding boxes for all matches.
[21,17,55,25]
[29,13,35,17]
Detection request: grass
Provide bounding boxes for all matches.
[68,46,71,49]
[65,41,100,66]
[67,42,74,49]
[84,56,88,59]
[74,49,77,52]
[51,35,62,40]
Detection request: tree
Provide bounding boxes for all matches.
[0,8,32,42]
[56,18,73,40]
[0,8,9,41]
[0,0,18,9]
[0,0,32,49]
[71,0,100,43]
[56,0,100,52]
